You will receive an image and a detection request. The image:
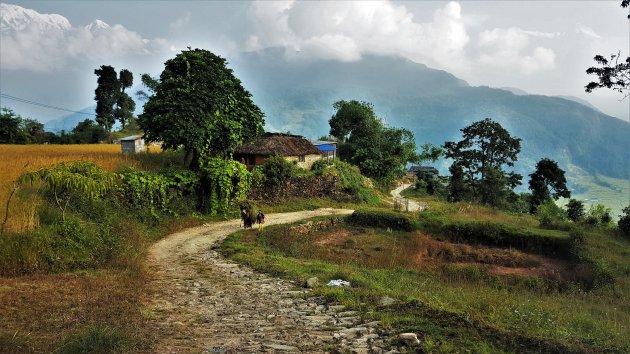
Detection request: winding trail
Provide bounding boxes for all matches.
[390,183,428,212]
[143,208,397,353]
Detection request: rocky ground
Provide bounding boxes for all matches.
[143,208,419,353]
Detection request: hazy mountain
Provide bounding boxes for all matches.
[44,105,96,133]
[233,49,629,180]
[555,96,601,112]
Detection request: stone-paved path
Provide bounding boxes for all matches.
[390,184,428,212]
[143,208,399,353]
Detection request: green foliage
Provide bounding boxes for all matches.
[444,118,522,206]
[536,199,568,229]
[584,204,613,226]
[259,155,296,188]
[529,158,570,213]
[19,161,116,220]
[329,100,418,185]
[71,119,108,143]
[324,160,379,203]
[139,48,264,169]
[118,167,199,218]
[348,209,414,231]
[618,206,630,237]
[585,52,629,97]
[566,199,585,222]
[198,157,251,214]
[94,65,136,132]
[59,325,129,354]
[0,107,56,144]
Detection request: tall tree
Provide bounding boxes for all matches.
[94,65,135,132]
[139,48,265,170]
[329,100,418,184]
[94,65,120,133]
[0,107,26,144]
[135,74,160,101]
[528,158,570,213]
[115,69,136,129]
[444,118,522,206]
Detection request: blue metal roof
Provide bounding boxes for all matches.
[316,144,336,151]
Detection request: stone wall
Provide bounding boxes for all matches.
[249,173,344,201]
[285,154,321,169]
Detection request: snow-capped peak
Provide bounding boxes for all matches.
[85,19,110,32]
[1,3,71,33]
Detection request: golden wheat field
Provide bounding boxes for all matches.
[0,144,161,233]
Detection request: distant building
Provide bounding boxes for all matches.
[233,133,322,169]
[311,140,337,161]
[121,135,145,154]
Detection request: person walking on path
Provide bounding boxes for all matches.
[257,209,265,233]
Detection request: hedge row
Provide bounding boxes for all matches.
[418,217,570,257]
[347,209,414,232]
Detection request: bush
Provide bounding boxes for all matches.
[536,199,567,229]
[617,206,630,237]
[566,199,585,222]
[417,215,570,257]
[584,204,612,227]
[260,155,296,188]
[348,209,414,231]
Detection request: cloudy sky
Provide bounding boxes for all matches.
[1,0,628,122]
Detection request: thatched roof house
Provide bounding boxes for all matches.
[234,133,321,169]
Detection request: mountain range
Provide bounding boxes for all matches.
[230,49,629,181]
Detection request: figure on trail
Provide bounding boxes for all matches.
[239,201,255,229]
[257,209,265,232]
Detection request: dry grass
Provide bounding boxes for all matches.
[0,270,150,352]
[0,144,162,233]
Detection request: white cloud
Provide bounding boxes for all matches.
[0,4,167,71]
[478,27,556,74]
[575,23,600,38]
[246,0,470,72]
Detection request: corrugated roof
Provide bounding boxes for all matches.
[121,135,143,141]
[316,144,336,151]
[311,140,337,146]
[234,133,320,156]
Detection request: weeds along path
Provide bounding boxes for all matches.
[143,208,379,353]
[390,183,428,212]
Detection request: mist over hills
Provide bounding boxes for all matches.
[233,49,629,180]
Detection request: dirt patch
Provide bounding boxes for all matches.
[313,229,353,246]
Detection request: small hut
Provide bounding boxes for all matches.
[121,135,145,154]
[311,140,337,161]
[234,133,322,169]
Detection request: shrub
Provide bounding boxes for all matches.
[584,204,612,226]
[617,206,630,237]
[536,199,567,229]
[348,209,414,231]
[260,155,296,188]
[566,199,585,222]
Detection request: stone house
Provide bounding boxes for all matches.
[120,135,145,154]
[233,133,322,169]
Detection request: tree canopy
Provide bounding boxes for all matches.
[94,65,136,132]
[444,118,522,206]
[528,158,570,213]
[139,48,265,169]
[329,100,418,184]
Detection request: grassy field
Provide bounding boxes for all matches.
[0,144,165,233]
[222,200,630,352]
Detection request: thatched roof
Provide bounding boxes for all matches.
[234,133,320,156]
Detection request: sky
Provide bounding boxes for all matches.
[1,0,628,123]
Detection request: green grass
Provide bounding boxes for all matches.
[221,210,630,352]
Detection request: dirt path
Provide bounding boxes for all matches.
[390,183,428,212]
[143,208,396,353]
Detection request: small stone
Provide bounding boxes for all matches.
[305,277,319,288]
[262,343,299,351]
[398,333,420,346]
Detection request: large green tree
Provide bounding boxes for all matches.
[94,65,136,132]
[329,100,418,184]
[528,158,570,213]
[0,107,27,144]
[444,118,522,206]
[139,48,265,170]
